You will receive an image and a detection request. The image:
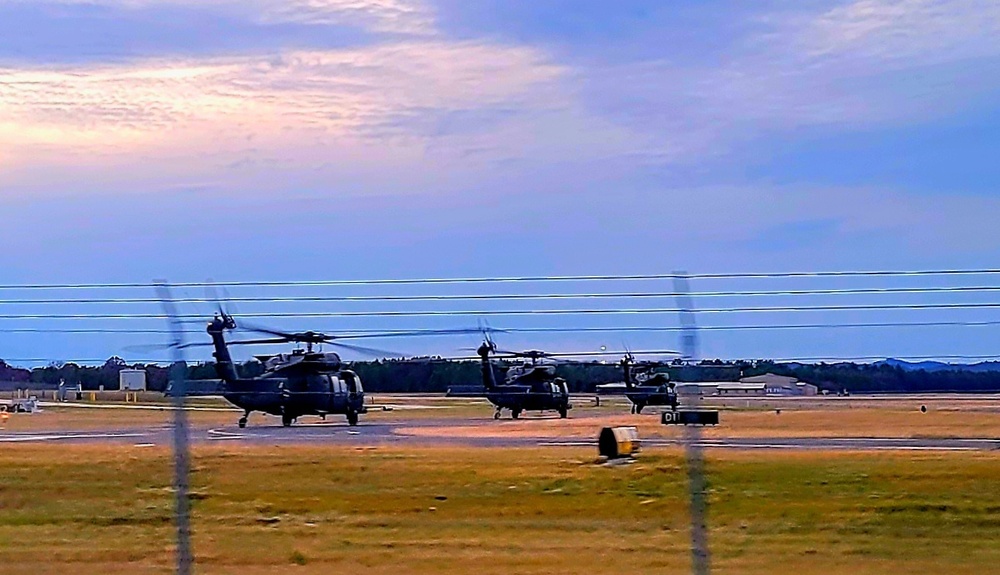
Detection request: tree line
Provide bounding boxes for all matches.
[3,357,1000,394]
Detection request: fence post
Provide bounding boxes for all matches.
[674,272,711,575]
[157,283,193,575]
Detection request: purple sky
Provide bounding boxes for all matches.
[2,0,1000,365]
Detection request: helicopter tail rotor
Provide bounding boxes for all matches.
[621,343,636,387]
[477,319,499,353]
[204,281,237,331]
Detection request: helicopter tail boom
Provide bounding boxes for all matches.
[478,340,498,390]
[207,315,239,383]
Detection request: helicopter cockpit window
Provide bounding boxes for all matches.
[328,375,347,395]
[341,371,362,394]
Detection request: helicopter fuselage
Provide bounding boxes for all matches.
[206,316,366,427]
[222,363,366,422]
[624,370,678,413]
[480,352,572,418]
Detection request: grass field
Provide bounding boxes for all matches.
[1,444,998,575]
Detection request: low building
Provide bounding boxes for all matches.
[716,382,768,396]
[598,374,818,398]
[739,373,818,396]
[595,382,629,395]
[675,382,726,396]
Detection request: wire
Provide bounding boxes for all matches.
[4,268,1000,290]
[5,319,1000,335]
[5,302,1000,320]
[3,285,1000,305]
[2,358,175,364]
[765,354,1000,363]
[6,353,1000,366]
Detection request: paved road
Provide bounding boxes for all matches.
[3,417,998,451]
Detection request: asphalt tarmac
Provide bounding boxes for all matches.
[3,415,998,451]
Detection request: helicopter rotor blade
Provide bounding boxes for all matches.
[144,338,296,351]
[528,349,681,360]
[220,286,239,317]
[334,327,495,340]
[323,340,407,359]
[218,338,293,347]
[491,349,526,357]
[236,321,300,340]
[204,281,227,318]
[122,343,172,353]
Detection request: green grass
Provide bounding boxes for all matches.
[0,445,998,574]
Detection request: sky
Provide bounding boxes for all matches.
[2,0,1000,365]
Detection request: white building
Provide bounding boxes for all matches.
[739,373,818,396]
[119,369,147,391]
[716,382,768,396]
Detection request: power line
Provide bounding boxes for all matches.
[766,354,1000,363]
[5,302,1000,320]
[6,353,1000,366]
[4,268,1000,290]
[483,320,1000,333]
[2,285,1000,305]
[5,319,1000,335]
[2,358,176,364]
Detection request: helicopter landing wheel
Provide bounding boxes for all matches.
[493,410,501,420]
[558,408,568,419]
[347,411,359,426]
[281,414,294,427]
[511,409,521,420]
[238,417,247,429]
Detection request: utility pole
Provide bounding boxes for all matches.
[674,272,710,575]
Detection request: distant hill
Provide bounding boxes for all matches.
[875,358,1000,373]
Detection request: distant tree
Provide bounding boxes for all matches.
[0,359,31,383]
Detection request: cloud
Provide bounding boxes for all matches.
[802,0,1000,65]
[582,0,1000,159]
[259,0,435,34]
[0,0,436,35]
[0,43,562,132]
[1,40,650,196]
[4,0,998,198]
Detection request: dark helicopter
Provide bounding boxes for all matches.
[466,332,681,420]
[176,311,480,428]
[621,351,678,414]
[475,334,572,420]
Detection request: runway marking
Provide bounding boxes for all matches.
[133,443,157,448]
[38,401,238,412]
[372,404,454,410]
[207,428,257,440]
[0,432,146,443]
[538,439,992,451]
[820,437,1000,443]
[866,446,978,451]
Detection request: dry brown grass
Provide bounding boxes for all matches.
[1,444,998,575]
[397,396,1000,440]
